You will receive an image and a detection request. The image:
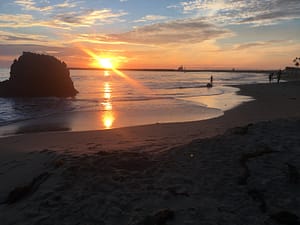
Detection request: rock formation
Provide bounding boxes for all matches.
[0,52,78,97]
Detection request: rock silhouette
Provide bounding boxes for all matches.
[0,52,78,97]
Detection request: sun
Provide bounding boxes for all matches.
[98,58,114,69]
[80,47,122,69]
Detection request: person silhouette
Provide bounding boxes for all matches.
[269,72,273,83]
[207,75,213,88]
[277,70,282,84]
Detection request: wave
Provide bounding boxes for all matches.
[146,82,207,90]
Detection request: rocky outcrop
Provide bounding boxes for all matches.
[0,52,78,97]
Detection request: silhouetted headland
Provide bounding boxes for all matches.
[0,52,78,97]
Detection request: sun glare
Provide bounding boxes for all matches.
[99,58,113,69]
[103,111,114,129]
[79,47,118,69]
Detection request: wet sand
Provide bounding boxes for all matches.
[0,81,300,224]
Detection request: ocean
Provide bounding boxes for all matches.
[0,68,268,136]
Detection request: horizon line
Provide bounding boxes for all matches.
[68,67,277,73]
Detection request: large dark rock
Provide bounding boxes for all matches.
[0,52,78,97]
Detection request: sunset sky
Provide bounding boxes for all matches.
[0,0,299,69]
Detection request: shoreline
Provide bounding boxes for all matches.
[1,80,299,139]
[0,85,247,137]
[0,80,300,224]
[0,81,300,155]
[1,81,300,146]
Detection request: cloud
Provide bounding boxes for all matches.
[110,18,231,45]
[13,0,127,27]
[180,0,230,12]
[0,8,127,30]
[239,1,300,25]
[14,0,77,12]
[167,4,180,9]
[234,40,287,50]
[174,0,300,26]
[0,30,47,43]
[0,14,35,28]
[70,33,127,45]
[0,13,69,29]
[235,42,268,50]
[0,30,66,48]
[0,44,63,56]
[134,14,168,23]
[53,9,127,27]
[14,0,52,12]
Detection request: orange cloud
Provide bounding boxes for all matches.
[109,18,231,45]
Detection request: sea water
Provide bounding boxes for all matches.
[0,68,268,135]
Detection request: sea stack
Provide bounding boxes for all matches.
[0,52,78,97]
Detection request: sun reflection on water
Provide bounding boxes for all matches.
[101,76,115,129]
[103,111,114,129]
[103,82,112,100]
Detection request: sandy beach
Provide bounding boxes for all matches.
[0,81,300,225]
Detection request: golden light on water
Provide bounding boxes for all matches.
[103,111,114,129]
[81,47,154,129]
[112,68,152,94]
[104,92,111,100]
[103,82,111,99]
[102,81,114,129]
[103,102,112,111]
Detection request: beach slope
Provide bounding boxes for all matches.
[0,81,300,224]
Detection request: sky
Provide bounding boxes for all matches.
[0,0,299,69]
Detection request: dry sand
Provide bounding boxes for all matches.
[0,81,300,225]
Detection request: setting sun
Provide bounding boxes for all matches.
[79,47,120,69]
[99,58,113,69]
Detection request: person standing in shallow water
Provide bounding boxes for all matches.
[277,70,282,84]
[206,76,213,88]
[269,72,273,83]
